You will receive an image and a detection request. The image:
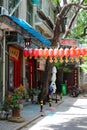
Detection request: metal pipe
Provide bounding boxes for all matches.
[2,30,5,103]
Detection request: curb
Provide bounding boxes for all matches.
[14,100,64,130]
[15,114,41,130]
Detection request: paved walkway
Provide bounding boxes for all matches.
[0,97,64,130]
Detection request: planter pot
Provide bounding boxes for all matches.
[8,108,25,123]
[12,108,20,117]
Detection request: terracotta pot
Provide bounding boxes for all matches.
[12,108,20,117]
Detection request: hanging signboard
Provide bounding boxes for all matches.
[9,46,20,60]
[60,38,78,46]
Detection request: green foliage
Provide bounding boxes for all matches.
[63,67,72,72]
[54,61,64,68]
[80,60,87,72]
[5,85,26,109]
[53,0,59,5]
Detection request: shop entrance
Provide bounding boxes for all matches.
[25,59,34,89]
[9,59,20,90]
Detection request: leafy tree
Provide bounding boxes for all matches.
[41,0,87,101]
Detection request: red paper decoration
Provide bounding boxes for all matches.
[70,48,75,57]
[58,48,64,63]
[53,48,59,57]
[64,48,70,63]
[23,47,87,62]
[75,48,80,57]
[64,48,70,57]
[38,48,44,58]
[58,48,64,57]
[23,48,29,57]
[48,48,54,63]
[53,48,59,63]
[33,48,39,58]
[80,48,87,56]
[28,48,33,58]
[70,48,75,62]
[43,48,49,58]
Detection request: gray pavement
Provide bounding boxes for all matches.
[0,97,64,130]
[26,93,87,130]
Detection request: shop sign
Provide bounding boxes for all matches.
[37,59,46,71]
[60,38,78,46]
[9,46,20,60]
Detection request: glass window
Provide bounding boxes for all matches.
[9,60,14,91]
[27,0,33,25]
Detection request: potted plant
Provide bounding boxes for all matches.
[5,84,26,122]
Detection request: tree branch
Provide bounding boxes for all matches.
[52,1,87,47]
[63,0,84,38]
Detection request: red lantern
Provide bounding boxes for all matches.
[28,48,33,58]
[75,48,80,62]
[64,48,70,63]
[23,48,29,57]
[38,48,44,58]
[48,48,54,63]
[80,48,87,62]
[58,48,64,57]
[80,48,87,56]
[70,48,75,62]
[33,48,39,58]
[53,48,59,57]
[75,48,80,57]
[53,48,59,63]
[70,48,75,57]
[58,48,64,63]
[43,48,49,58]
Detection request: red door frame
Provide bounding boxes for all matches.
[26,59,34,89]
[9,57,20,88]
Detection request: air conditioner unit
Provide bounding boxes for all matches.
[0,6,9,15]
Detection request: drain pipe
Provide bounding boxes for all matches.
[2,30,5,103]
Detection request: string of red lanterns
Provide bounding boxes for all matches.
[23,47,87,63]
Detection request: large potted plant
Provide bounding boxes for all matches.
[6,84,26,122]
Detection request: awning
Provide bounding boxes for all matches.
[0,15,52,47]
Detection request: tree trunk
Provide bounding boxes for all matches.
[41,59,53,102]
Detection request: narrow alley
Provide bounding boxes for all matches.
[21,94,87,130]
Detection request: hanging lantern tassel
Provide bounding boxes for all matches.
[75,57,79,62]
[54,57,58,63]
[49,57,53,63]
[60,57,63,63]
[81,56,85,62]
[65,57,68,63]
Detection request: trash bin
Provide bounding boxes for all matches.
[61,84,67,96]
